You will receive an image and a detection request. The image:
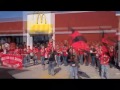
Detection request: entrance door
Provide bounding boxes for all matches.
[33,35,49,46]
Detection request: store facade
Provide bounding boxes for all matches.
[0,11,119,48]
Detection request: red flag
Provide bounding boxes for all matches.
[72,41,89,52]
[70,31,82,39]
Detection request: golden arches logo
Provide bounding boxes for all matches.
[29,13,53,34]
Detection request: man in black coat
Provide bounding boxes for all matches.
[48,50,56,76]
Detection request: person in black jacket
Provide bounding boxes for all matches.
[48,50,56,76]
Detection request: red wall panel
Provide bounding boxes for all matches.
[0,21,23,30]
[55,11,118,29]
[0,21,27,34]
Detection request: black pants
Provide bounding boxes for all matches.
[109,56,114,68]
[84,55,89,66]
[95,57,98,68]
[96,58,101,76]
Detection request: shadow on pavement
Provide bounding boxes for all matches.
[78,71,90,79]
[0,68,16,79]
[0,67,29,79]
[9,69,30,75]
[54,67,61,75]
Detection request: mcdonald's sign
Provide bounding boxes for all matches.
[27,13,53,34]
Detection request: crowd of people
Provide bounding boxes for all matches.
[0,39,119,79]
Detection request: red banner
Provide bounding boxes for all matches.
[1,54,23,69]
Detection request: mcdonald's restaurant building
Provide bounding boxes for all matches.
[0,11,119,49]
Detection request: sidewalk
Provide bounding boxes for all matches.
[5,64,120,79]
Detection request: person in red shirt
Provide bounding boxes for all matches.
[62,45,68,66]
[48,39,53,49]
[8,43,15,54]
[99,52,110,79]
[40,45,45,70]
[26,46,33,66]
[45,44,51,62]
[45,47,49,60]
[55,45,62,67]
[14,46,20,55]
